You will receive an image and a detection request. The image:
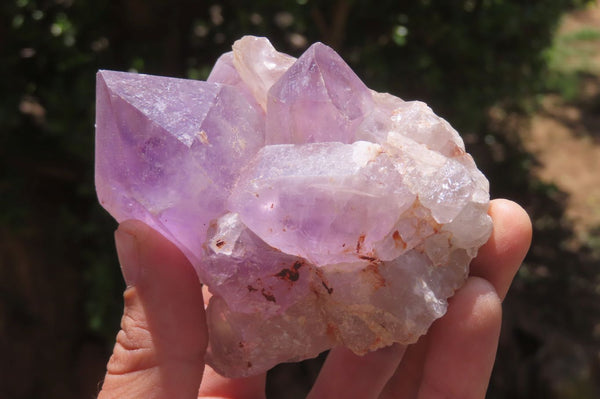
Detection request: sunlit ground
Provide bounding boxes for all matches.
[521,1,600,246]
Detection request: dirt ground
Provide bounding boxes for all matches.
[521,1,600,240]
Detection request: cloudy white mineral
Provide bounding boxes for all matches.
[95,36,492,377]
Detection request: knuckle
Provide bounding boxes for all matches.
[106,290,158,375]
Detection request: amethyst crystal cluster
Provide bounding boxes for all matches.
[95,36,492,377]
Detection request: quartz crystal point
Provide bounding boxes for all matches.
[95,36,492,378]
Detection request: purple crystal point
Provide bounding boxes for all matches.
[95,70,264,264]
[266,42,373,144]
[95,36,492,378]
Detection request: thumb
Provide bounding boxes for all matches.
[99,220,208,399]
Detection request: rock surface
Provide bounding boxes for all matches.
[95,36,492,377]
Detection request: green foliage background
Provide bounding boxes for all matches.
[1,0,598,398]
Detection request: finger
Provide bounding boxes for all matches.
[381,277,502,399]
[307,344,406,399]
[198,365,267,399]
[416,277,501,399]
[470,199,532,300]
[378,333,430,398]
[380,199,528,397]
[99,220,207,399]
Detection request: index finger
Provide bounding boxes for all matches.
[469,199,532,300]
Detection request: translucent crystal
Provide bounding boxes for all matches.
[95,36,492,378]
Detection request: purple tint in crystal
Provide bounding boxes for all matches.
[208,36,295,110]
[95,36,492,378]
[266,42,373,144]
[95,70,265,265]
[228,141,415,265]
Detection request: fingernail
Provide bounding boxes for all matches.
[115,225,141,286]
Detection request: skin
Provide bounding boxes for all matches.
[98,199,532,399]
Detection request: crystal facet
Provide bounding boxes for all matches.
[95,36,492,378]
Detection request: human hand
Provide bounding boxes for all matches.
[98,198,531,399]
